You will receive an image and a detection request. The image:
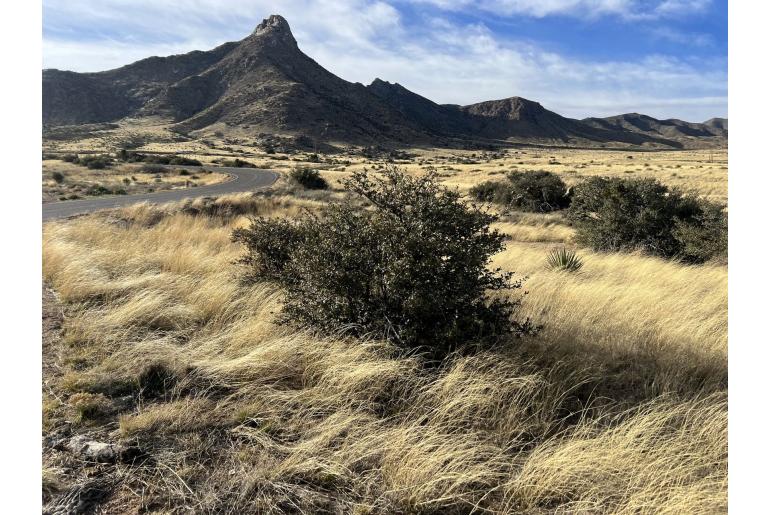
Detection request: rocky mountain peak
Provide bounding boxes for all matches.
[253,15,293,36]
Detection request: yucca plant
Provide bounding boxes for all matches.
[546,247,584,272]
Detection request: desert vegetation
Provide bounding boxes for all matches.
[567,176,727,263]
[42,159,727,513]
[470,170,570,212]
[288,167,328,189]
[42,158,228,202]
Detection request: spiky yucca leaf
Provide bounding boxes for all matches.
[546,248,584,272]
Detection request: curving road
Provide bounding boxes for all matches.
[42,165,279,221]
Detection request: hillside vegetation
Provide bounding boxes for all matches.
[42,167,727,513]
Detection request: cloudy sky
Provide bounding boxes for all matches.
[42,0,727,121]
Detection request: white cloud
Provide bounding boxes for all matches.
[411,0,712,19]
[42,0,726,121]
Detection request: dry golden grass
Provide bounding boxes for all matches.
[44,119,727,203]
[42,159,228,202]
[42,187,727,514]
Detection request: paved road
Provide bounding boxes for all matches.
[42,165,279,221]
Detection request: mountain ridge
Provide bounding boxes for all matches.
[43,14,727,149]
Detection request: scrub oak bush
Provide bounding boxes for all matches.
[233,167,534,352]
[470,170,570,212]
[566,176,727,263]
[290,167,328,190]
[673,200,728,263]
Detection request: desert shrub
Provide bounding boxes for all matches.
[546,248,584,272]
[178,169,190,176]
[221,158,256,168]
[469,180,512,204]
[290,167,328,190]
[505,171,570,212]
[673,200,728,263]
[51,171,65,184]
[233,167,535,353]
[141,164,167,174]
[169,156,201,166]
[61,154,79,163]
[85,185,124,196]
[567,177,727,263]
[78,155,111,169]
[469,171,569,212]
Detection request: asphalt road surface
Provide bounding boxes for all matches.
[42,165,279,221]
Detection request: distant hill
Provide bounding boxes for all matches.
[43,14,727,149]
[582,113,727,149]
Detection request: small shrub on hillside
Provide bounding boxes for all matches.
[169,156,201,166]
[221,158,256,168]
[567,176,727,263]
[290,168,328,190]
[61,154,79,163]
[118,151,201,166]
[51,171,65,184]
[142,164,167,174]
[78,155,112,169]
[234,167,535,352]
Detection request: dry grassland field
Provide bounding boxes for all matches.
[42,159,228,203]
[41,144,727,514]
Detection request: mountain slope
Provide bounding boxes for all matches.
[144,15,428,143]
[582,113,727,148]
[42,42,238,126]
[367,81,685,147]
[42,14,726,149]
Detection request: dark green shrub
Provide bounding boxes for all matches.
[566,176,726,263]
[505,171,570,212]
[221,158,256,168]
[169,156,201,166]
[51,171,65,184]
[178,169,191,176]
[673,200,728,263]
[141,164,167,174]
[290,168,328,190]
[78,155,112,169]
[61,154,79,163]
[469,180,512,205]
[469,171,569,212]
[233,167,535,353]
[85,185,112,196]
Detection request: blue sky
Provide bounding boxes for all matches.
[42,0,727,121]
